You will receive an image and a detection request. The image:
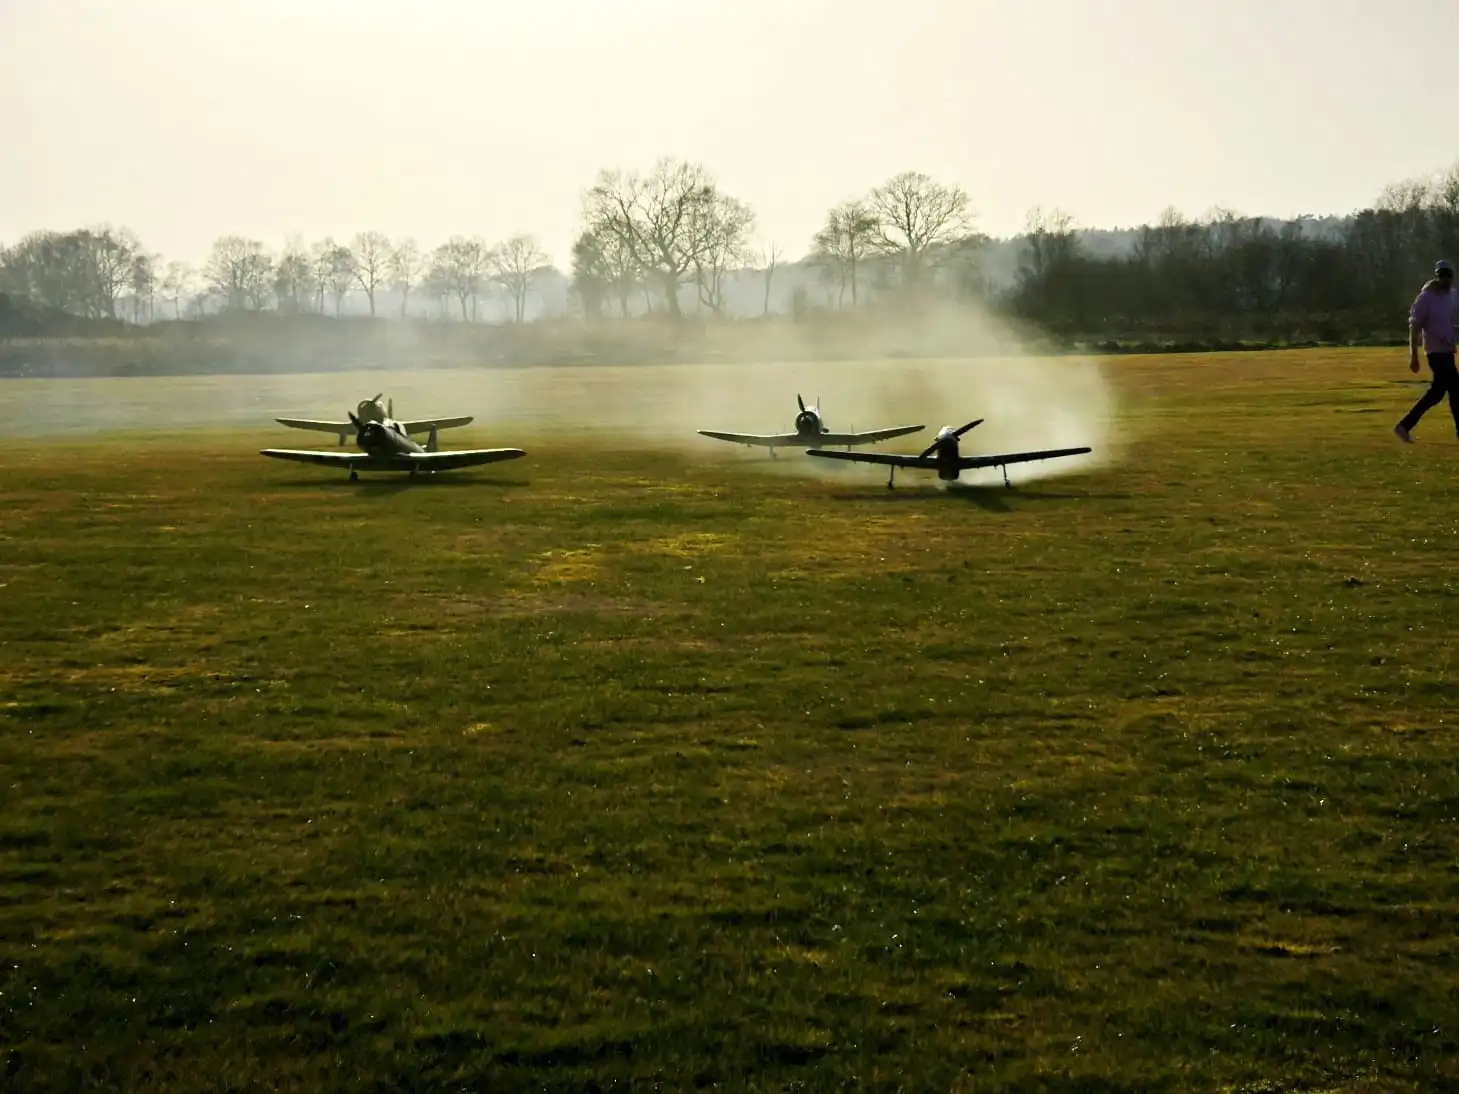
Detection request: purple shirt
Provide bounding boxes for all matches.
[1411,281,1458,354]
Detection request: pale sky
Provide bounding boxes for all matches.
[4,0,1453,270]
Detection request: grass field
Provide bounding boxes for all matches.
[3,349,1459,1092]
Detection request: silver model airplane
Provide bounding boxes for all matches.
[261,411,524,482]
[806,418,1092,489]
[698,394,924,457]
[275,393,474,446]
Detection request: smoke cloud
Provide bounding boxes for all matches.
[8,302,1122,486]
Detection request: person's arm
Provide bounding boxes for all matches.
[1410,294,1429,372]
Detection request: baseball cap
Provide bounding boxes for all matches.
[1438,259,1455,275]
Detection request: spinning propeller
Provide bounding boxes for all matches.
[918,418,983,459]
[794,393,822,433]
[348,410,386,446]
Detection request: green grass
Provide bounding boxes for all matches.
[3,349,1458,1092]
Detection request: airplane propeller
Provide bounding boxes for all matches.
[348,410,384,442]
[919,419,983,459]
[794,393,826,435]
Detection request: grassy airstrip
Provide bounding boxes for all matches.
[3,348,1459,1092]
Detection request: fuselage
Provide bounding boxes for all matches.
[355,394,392,424]
[932,427,962,480]
[794,409,829,439]
[356,419,425,458]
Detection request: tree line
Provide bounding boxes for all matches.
[2,156,1456,345]
[0,226,552,325]
[1008,168,1459,343]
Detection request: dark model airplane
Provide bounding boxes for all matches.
[806,418,1092,489]
[698,394,924,457]
[275,393,473,446]
[261,411,524,481]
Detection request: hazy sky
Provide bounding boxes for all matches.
[5,0,1453,269]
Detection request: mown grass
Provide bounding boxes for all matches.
[2,348,1458,1092]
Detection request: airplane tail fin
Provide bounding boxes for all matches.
[427,425,439,452]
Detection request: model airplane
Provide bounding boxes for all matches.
[261,411,524,481]
[698,394,924,457]
[806,418,1092,489]
[275,393,473,446]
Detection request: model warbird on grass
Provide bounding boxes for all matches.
[698,394,924,458]
[275,393,473,446]
[806,418,1092,489]
[261,411,524,482]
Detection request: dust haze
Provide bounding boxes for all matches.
[8,303,1121,486]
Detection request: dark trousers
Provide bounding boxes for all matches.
[1401,351,1459,432]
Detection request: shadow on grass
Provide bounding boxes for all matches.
[270,475,532,491]
[829,484,1129,512]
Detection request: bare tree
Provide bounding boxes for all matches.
[1014,207,1081,315]
[307,238,348,314]
[430,236,490,320]
[583,158,739,318]
[691,194,755,313]
[273,235,313,315]
[569,228,642,319]
[570,229,610,320]
[2,227,142,318]
[204,236,273,311]
[810,200,879,307]
[82,225,142,318]
[128,250,159,323]
[1428,163,1459,261]
[865,171,975,290]
[421,262,454,318]
[1020,207,1079,283]
[490,234,550,323]
[388,238,427,318]
[308,239,331,313]
[350,231,391,316]
[1,232,88,314]
[759,242,782,316]
[159,261,194,319]
[308,239,354,315]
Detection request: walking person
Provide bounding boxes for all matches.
[1394,259,1459,443]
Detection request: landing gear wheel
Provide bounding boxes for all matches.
[349,468,359,482]
[1002,465,1012,489]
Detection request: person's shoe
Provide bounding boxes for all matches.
[1395,424,1415,443]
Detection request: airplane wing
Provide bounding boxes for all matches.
[258,448,525,471]
[260,449,371,467]
[399,416,474,433]
[807,446,1093,470]
[698,430,803,448]
[813,424,926,446]
[402,448,525,470]
[275,418,351,434]
[956,446,1092,469]
[804,450,938,469]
